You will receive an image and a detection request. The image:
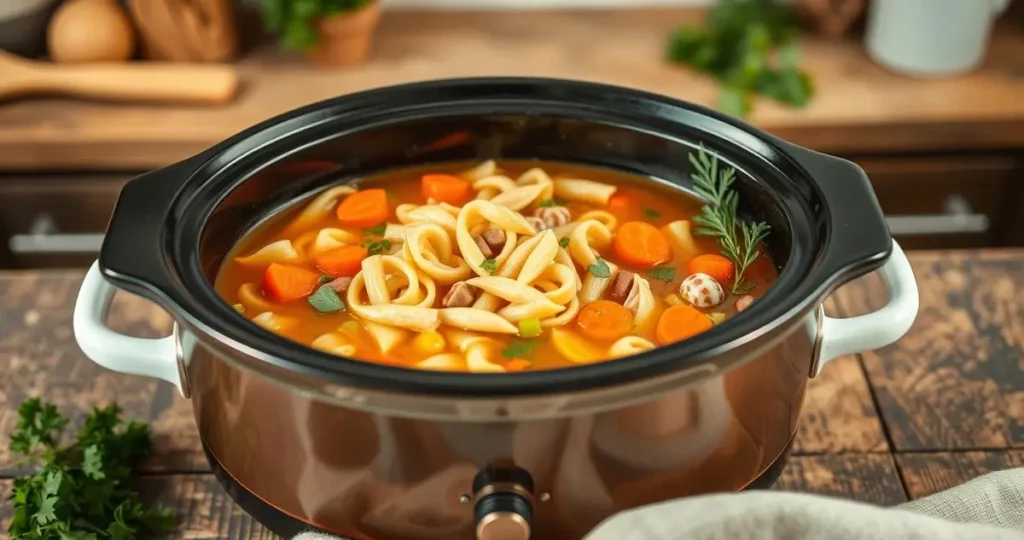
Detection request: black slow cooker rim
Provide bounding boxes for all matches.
[101,77,890,398]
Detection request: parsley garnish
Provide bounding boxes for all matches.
[317,275,333,286]
[648,267,677,282]
[689,145,771,294]
[480,258,498,275]
[364,239,392,255]
[502,339,540,358]
[7,399,174,540]
[587,258,611,279]
[537,198,567,207]
[364,224,387,236]
[308,284,346,313]
[558,237,570,249]
[643,208,662,219]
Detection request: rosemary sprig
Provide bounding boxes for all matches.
[689,145,770,294]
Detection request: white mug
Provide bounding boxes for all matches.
[865,0,1011,77]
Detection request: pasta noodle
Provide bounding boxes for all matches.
[569,219,613,269]
[252,312,297,332]
[404,223,472,284]
[397,204,459,234]
[440,308,519,334]
[311,331,358,357]
[580,261,619,304]
[311,228,362,255]
[235,240,301,267]
[282,185,356,236]
[456,200,536,275]
[576,210,617,231]
[416,353,465,371]
[553,178,617,205]
[624,275,658,328]
[237,283,276,313]
[608,336,656,358]
[362,321,410,354]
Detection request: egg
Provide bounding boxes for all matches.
[48,0,135,63]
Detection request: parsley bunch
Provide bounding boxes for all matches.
[7,399,174,540]
[666,0,812,118]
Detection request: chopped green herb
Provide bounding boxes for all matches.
[538,198,567,207]
[502,339,540,358]
[587,258,611,279]
[558,236,570,249]
[648,266,677,282]
[317,275,333,285]
[480,258,498,275]
[365,224,387,236]
[366,239,392,255]
[232,303,246,314]
[7,399,174,540]
[307,285,346,313]
[643,208,662,219]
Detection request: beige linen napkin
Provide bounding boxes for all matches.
[295,468,1024,540]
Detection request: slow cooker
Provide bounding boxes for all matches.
[73,78,919,540]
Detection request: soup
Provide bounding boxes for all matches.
[214,153,776,372]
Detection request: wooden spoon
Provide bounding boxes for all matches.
[0,50,239,105]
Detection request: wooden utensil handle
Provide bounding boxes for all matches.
[34,63,239,104]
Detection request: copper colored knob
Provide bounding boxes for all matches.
[476,511,531,540]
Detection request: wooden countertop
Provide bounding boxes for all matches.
[0,248,1023,535]
[1,9,1023,171]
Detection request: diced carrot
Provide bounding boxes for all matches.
[262,263,321,302]
[687,253,735,283]
[576,300,634,341]
[613,221,671,267]
[608,193,630,212]
[421,174,471,205]
[336,189,389,228]
[505,359,532,372]
[315,245,368,277]
[655,304,713,345]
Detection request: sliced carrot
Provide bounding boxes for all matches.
[421,174,471,205]
[315,245,368,277]
[336,189,389,228]
[655,304,713,345]
[613,221,671,267]
[608,193,630,212]
[576,300,634,341]
[687,253,735,283]
[262,263,321,302]
[505,359,532,372]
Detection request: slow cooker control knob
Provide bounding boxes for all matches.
[472,466,534,540]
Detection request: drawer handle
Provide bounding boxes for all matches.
[885,195,990,236]
[8,214,104,255]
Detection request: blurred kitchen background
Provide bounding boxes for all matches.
[0,0,1021,269]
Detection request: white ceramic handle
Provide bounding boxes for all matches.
[73,261,182,393]
[816,241,919,375]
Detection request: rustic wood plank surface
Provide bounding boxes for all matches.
[834,250,1024,452]
[1,9,1023,170]
[1,249,1022,536]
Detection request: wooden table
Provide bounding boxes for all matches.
[1,249,1023,537]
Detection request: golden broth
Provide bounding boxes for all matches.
[214,160,777,372]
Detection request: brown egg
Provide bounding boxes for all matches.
[48,0,136,63]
